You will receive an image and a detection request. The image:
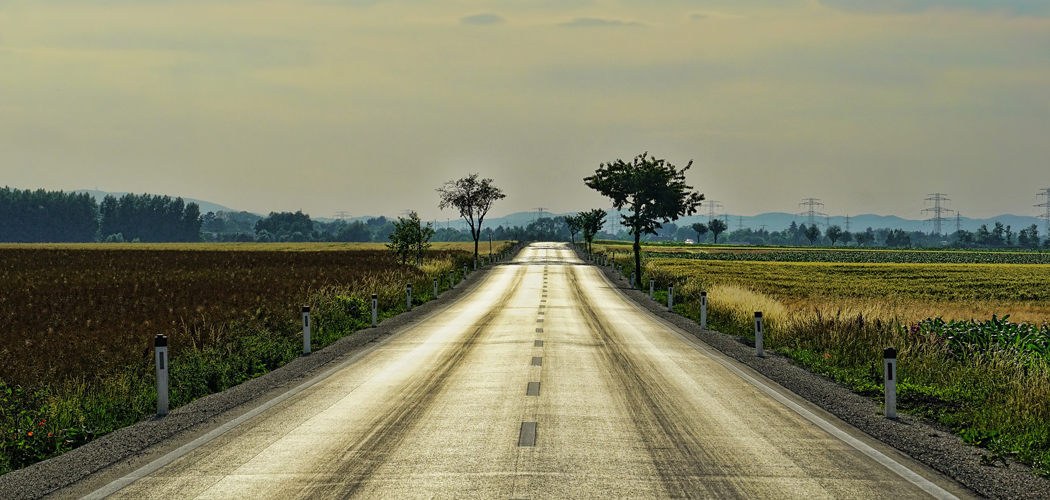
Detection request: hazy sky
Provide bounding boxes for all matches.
[2,0,1049,221]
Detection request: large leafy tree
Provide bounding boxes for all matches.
[708,219,728,244]
[437,174,506,262]
[580,209,607,255]
[690,222,708,243]
[826,225,843,245]
[564,215,582,246]
[804,224,822,245]
[584,152,703,280]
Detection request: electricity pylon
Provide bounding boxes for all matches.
[797,198,826,227]
[922,193,954,236]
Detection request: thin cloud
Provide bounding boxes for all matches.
[461,13,506,25]
[558,17,642,27]
[689,12,745,21]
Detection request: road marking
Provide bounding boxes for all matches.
[531,357,542,366]
[526,382,541,396]
[535,328,543,333]
[518,422,538,447]
[534,340,543,347]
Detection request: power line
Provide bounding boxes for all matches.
[797,198,826,227]
[844,215,851,233]
[1037,188,1050,235]
[333,211,351,221]
[922,193,954,236]
[956,213,962,234]
[737,216,744,231]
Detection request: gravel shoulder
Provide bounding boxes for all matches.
[590,251,1050,500]
[0,251,513,500]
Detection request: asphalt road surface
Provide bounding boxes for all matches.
[80,243,971,499]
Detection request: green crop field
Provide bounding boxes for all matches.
[598,245,1050,476]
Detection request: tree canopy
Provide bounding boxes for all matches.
[580,209,607,255]
[690,222,708,243]
[437,174,506,261]
[387,211,435,265]
[584,152,703,279]
[709,219,728,244]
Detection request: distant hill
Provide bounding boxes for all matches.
[74,190,239,216]
[452,210,1045,235]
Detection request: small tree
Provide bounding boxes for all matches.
[855,230,875,246]
[709,219,728,244]
[840,231,853,246]
[826,225,843,245]
[584,153,703,280]
[387,211,434,265]
[565,215,583,246]
[437,174,506,262]
[580,209,607,255]
[691,222,708,243]
[804,225,821,245]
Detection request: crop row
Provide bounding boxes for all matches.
[640,249,1050,265]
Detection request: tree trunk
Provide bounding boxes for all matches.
[473,233,479,262]
[633,230,641,284]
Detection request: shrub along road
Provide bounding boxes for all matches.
[7,243,988,499]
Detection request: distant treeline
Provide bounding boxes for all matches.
[0,187,202,243]
[204,211,578,244]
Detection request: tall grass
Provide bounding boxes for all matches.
[608,249,1050,476]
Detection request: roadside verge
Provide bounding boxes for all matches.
[580,247,1050,500]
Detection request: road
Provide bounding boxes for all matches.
[81,243,968,499]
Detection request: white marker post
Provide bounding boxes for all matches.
[668,284,674,312]
[631,271,636,289]
[884,347,897,419]
[155,334,168,417]
[754,312,764,357]
[700,292,707,328]
[649,279,655,300]
[433,278,438,299]
[464,264,468,278]
[406,283,413,311]
[302,306,311,355]
[450,270,455,288]
[474,259,478,271]
[371,294,378,328]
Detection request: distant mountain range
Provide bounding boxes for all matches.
[463,211,1046,235]
[73,190,1046,234]
[74,190,238,216]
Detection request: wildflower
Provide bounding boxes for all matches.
[48,433,53,438]
[27,431,33,437]
[39,420,46,426]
